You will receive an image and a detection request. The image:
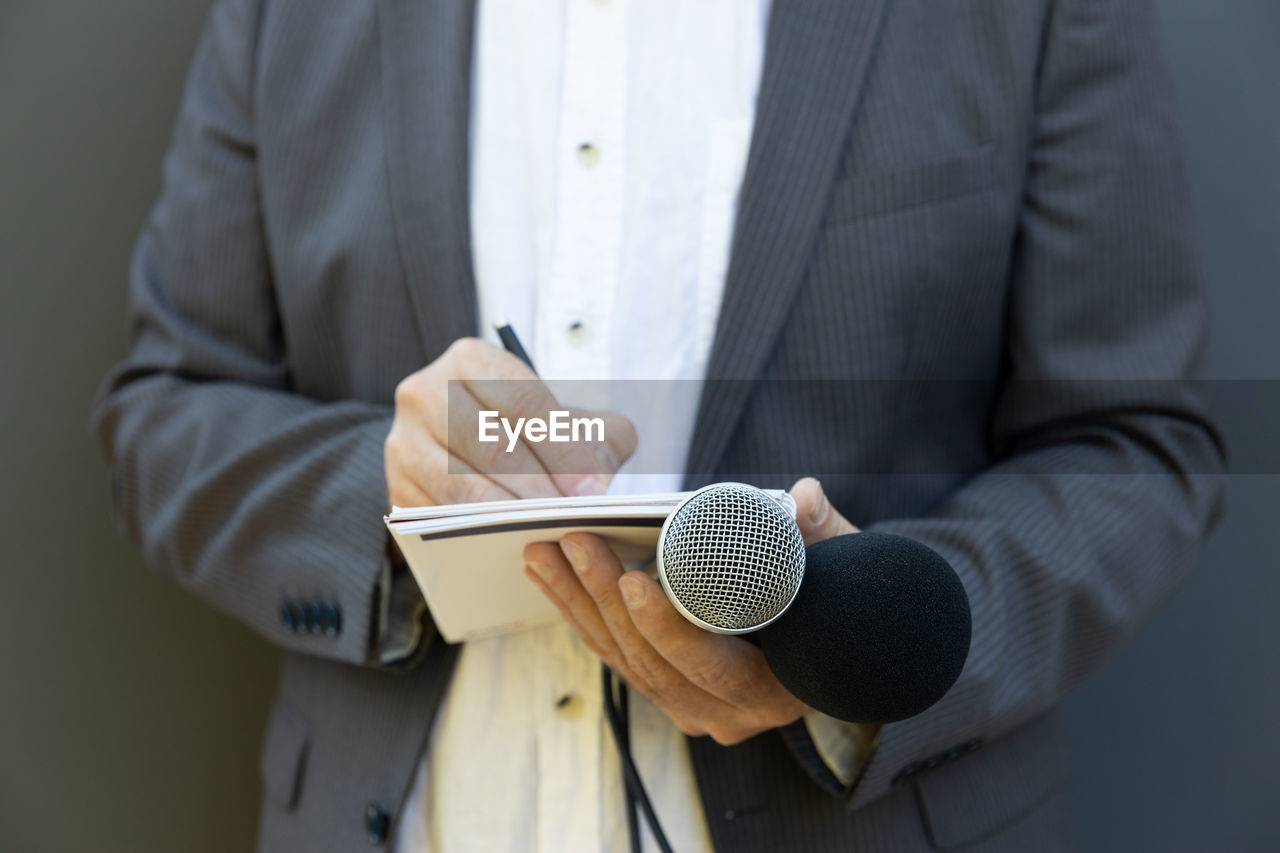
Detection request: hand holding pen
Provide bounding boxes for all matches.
[384,327,637,508]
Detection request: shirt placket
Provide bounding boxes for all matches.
[535,623,608,852]
[536,10,630,848]
[539,0,628,381]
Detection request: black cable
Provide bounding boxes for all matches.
[602,665,673,853]
[615,674,641,853]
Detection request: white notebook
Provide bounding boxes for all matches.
[385,490,793,641]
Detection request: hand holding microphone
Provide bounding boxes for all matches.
[525,477,971,744]
[655,480,972,724]
[523,480,853,746]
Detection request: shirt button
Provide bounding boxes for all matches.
[555,693,584,719]
[576,142,600,168]
[566,321,590,348]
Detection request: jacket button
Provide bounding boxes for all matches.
[323,603,342,637]
[279,601,299,631]
[305,601,324,633]
[365,802,390,845]
[893,762,921,785]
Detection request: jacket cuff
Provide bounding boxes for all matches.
[778,713,882,798]
[803,712,881,788]
[375,554,433,666]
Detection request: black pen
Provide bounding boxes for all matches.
[494,319,537,375]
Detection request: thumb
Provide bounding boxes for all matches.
[789,478,860,546]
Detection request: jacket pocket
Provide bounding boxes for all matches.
[259,696,310,811]
[824,143,1001,224]
[910,713,1066,851]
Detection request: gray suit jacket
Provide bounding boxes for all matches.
[93,0,1225,850]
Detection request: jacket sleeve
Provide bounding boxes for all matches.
[91,0,418,667]
[785,0,1226,806]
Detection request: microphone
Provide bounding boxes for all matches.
[656,483,972,724]
[655,482,808,634]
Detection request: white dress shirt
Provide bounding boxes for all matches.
[394,1,871,850]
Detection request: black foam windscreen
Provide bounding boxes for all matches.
[758,532,972,725]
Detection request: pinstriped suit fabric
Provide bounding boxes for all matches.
[92,0,1223,850]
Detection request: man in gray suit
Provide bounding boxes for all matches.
[93,0,1224,850]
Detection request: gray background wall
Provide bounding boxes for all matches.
[1061,2,1280,850]
[0,1,1275,851]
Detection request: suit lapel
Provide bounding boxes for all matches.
[684,0,890,485]
[377,0,479,357]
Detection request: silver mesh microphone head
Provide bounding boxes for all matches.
[656,483,806,634]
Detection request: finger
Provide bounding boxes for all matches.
[437,338,634,497]
[790,477,860,546]
[393,344,559,499]
[524,541,628,668]
[385,471,432,511]
[560,533,739,721]
[467,380,634,498]
[523,565,621,665]
[385,426,435,510]
[566,405,638,475]
[620,571,806,724]
[523,555,701,731]
[523,566,676,720]
[427,449,521,505]
[438,381,563,499]
[386,419,517,506]
[443,336,543,383]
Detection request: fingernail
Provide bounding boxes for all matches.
[561,539,588,574]
[619,575,646,608]
[526,561,552,582]
[808,481,829,526]
[595,444,620,473]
